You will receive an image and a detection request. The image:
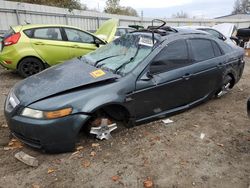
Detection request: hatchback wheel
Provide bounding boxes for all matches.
[18,57,44,77]
[216,75,233,98]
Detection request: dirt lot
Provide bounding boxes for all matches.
[0,59,249,188]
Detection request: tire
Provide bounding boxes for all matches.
[18,57,44,77]
[216,75,233,98]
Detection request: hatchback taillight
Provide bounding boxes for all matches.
[3,32,21,46]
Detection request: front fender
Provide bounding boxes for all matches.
[80,93,126,114]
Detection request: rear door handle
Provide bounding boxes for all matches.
[217,62,223,68]
[34,42,45,45]
[182,73,191,80]
[71,45,80,48]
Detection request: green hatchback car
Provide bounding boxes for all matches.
[0,19,118,77]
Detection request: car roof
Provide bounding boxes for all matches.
[176,25,212,29]
[132,27,210,42]
[11,24,86,32]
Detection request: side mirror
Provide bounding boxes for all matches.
[94,38,104,48]
[219,35,226,41]
[140,72,153,81]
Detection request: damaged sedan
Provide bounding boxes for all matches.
[4,21,245,153]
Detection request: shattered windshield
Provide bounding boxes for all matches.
[84,33,155,76]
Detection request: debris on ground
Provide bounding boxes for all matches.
[200,133,205,140]
[143,177,154,188]
[47,168,56,174]
[31,184,40,188]
[111,175,120,182]
[193,125,199,128]
[4,139,23,150]
[76,146,84,151]
[162,118,174,125]
[217,143,224,147]
[82,160,91,168]
[91,143,100,147]
[90,151,96,157]
[14,151,38,167]
[1,123,8,128]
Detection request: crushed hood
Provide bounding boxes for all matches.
[212,23,236,38]
[95,18,118,43]
[13,59,118,105]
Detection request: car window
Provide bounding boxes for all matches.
[64,28,94,43]
[217,40,233,54]
[115,28,127,37]
[33,28,62,40]
[200,29,221,38]
[212,41,223,57]
[189,39,215,62]
[23,29,32,38]
[150,39,190,74]
[127,28,136,33]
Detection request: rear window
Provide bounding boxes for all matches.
[33,27,62,41]
[216,39,233,54]
[189,39,215,62]
[23,29,33,38]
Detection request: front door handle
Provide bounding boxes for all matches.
[182,73,191,80]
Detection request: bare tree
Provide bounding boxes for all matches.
[104,0,138,16]
[232,0,250,14]
[172,11,189,18]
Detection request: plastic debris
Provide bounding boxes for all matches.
[200,133,205,140]
[162,118,174,124]
[14,151,38,167]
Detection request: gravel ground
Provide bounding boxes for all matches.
[0,58,249,188]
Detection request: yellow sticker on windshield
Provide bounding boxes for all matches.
[90,69,106,78]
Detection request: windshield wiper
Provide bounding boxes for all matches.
[94,55,123,67]
[114,45,141,74]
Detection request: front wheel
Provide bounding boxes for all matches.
[18,57,44,77]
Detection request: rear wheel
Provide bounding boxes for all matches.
[86,111,125,140]
[216,75,234,98]
[18,57,44,77]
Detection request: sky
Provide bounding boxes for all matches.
[81,0,236,18]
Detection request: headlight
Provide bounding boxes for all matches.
[21,107,72,119]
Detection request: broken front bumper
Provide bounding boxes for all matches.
[5,111,90,153]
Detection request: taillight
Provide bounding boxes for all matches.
[3,32,21,46]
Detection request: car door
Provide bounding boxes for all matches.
[186,38,224,102]
[30,27,70,65]
[129,39,195,120]
[63,27,99,59]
